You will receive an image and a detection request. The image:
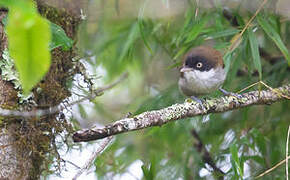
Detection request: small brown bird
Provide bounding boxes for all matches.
[178,46,234,103]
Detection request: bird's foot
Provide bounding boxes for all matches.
[189,96,207,110]
[219,87,242,98]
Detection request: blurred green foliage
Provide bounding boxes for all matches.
[50,22,73,51]
[79,1,290,179]
[0,0,73,95]
[2,0,289,179]
[1,0,51,94]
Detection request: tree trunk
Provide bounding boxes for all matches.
[0,1,81,179]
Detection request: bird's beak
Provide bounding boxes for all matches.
[180,67,192,73]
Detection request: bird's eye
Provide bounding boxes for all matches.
[196,62,203,68]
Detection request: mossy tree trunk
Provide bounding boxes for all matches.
[0,1,81,179]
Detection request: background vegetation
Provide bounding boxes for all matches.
[1,0,289,179]
[74,0,290,179]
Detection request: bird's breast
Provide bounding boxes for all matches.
[178,67,226,96]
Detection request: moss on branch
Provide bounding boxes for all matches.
[73,84,290,142]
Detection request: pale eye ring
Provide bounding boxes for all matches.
[196,62,203,68]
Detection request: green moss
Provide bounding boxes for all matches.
[0,2,80,178]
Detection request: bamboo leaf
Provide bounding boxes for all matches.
[248,28,262,79]
[230,144,243,178]
[118,22,139,62]
[138,0,153,55]
[206,29,240,39]
[185,15,209,43]
[257,16,290,65]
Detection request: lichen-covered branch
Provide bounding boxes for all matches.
[73,84,290,142]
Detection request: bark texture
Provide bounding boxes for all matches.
[73,84,290,142]
[0,2,80,179]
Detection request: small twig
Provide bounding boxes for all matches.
[0,72,128,117]
[72,136,113,180]
[65,160,81,169]
[92,72,128,94]
[228,0,267,52]
[286,125,290,180]
[195,0,199,19]
[255,155,290,179]
[73,84,290,142]
[238,80,290,100]
[237,81,260,93]
[191,129,224,178]
[223,9,287,66]
[0,143,13,149]
[74,62,100,93]
[260,81,290,100]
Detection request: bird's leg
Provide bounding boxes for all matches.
[190,96,206,110]
[219,87,242,98]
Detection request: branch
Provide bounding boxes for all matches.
[0,72,128,117]
[255,155,290,178]
[73,84,290,142]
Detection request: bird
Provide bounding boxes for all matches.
[178,46,236,105]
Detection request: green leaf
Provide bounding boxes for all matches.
[250,128,267,156]
[242,155,264,165]
[138,19,153,55]
[141,165,150,179]
[6,5,51,94]
[175,8,194,46]
[167,61,182,69]
[223,51,233,75]
[257,15,290,65]
[243,36,255,74]
[50,22,73,51]
[173,46,189,60]
[185,15,209,43]
[235,13,245,26]
[138,1,153,55]
[118,22,139,62]
[248,28,262,79]
[141,158,156,180]
[230,144,243,178]
[206,29,240,39]
[224,47,242,84]
[1,6,69,52]
[0,0,32,9]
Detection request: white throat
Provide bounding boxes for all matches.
[179,67,226,96]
